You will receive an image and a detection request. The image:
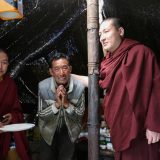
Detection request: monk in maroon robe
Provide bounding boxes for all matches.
[99,18,160,160]
[71,18,160,159]
[0,49,31,160]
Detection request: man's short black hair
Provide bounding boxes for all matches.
[49,52,70,68]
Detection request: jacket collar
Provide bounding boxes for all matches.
[51,76,73,93]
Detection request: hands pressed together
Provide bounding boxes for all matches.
[146,129,160,144]
[55,85,69,109]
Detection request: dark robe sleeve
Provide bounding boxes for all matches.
[145,56,160,132]
[10,79,31,160]
[10,81,24,123]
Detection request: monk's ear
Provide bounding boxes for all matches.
[119,27,124,37]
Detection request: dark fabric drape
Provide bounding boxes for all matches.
[99,39,160,153]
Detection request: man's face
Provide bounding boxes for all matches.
[49,58,72,86]
[99,20,124,55]
[0,52,9,79]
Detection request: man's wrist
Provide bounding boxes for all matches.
[63,102,69,108]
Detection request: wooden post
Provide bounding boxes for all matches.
[87,0,99,160]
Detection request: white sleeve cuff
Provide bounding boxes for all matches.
[52,103,60,114]
[65,103,74,114]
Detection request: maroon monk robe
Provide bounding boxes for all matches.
[99,38,160,159]
[0,74,31,160]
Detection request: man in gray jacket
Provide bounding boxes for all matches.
[38,52,85,160]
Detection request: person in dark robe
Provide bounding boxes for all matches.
[73,17,160,160]
[0,49,31,160]
[98,17,160,160]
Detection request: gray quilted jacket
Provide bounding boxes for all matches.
[38,75,85,145]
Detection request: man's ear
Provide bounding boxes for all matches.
[49,68,53,76]
[69,66,72,73]
[119,27,124,37]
